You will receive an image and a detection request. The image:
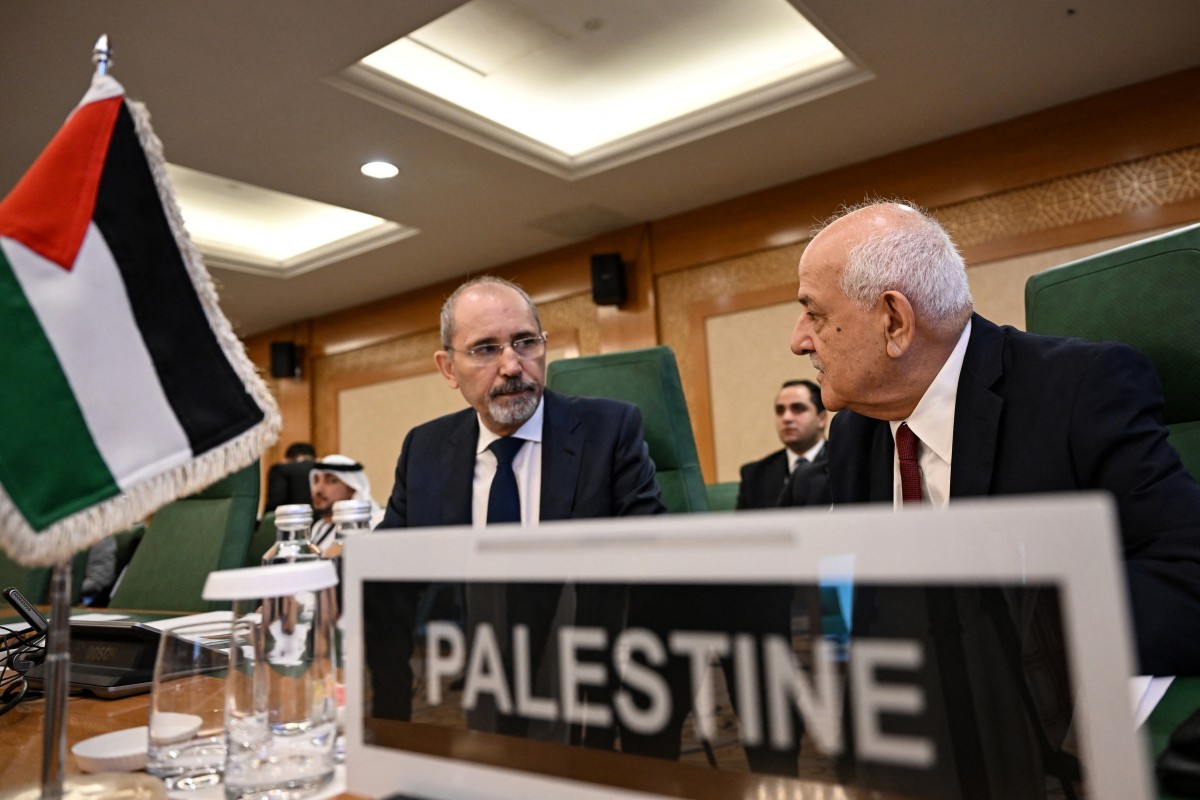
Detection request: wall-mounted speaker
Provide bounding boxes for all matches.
[270,342,300,379]
[590,253,627,306]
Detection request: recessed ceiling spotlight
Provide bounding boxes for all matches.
[361,161,399,179]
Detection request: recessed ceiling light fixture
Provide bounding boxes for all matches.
[166,163,417,278]
[330,0,870,179]
[361,161,400,179]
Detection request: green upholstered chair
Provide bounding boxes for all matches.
[110,462,260,612]
[1025,222,1200,480]
[546,346,709,514]
[705,481,740,512]
[0,549,88,605]
[245,512,278,567]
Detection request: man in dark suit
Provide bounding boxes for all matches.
[737,379,827,510]
[790,200,1200,797]
[263,441,315,512]
[368,276,665,743]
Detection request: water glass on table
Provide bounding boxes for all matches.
[146,619,231,791]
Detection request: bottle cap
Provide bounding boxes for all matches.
[331,498,372,525]
[275,503,313,529]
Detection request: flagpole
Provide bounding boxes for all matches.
[40,562,72,798]
[31,37,114,798]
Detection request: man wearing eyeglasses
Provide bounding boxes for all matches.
[369,275,665,743]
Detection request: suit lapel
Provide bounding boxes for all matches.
[950,315,1005,498]
[441,410,478,525]
[867,423,894,502]
[539,390,584,521]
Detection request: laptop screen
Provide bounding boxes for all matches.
[343,494,1149,800]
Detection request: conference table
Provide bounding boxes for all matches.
[1,675,1196,799]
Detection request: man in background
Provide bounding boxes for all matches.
[737,378,827,509]
[264,441,315,512]
[308,454,383,552]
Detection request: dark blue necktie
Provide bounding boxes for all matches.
[487,437,525,524]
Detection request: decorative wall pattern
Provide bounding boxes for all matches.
[938,146,1200,247]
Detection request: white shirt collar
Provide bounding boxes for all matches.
[787,440,825,472]
[888,318,972,507]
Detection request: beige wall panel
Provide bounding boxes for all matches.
[707,304,822,483]
[338,371,463,508]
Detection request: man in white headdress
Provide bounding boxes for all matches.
[308,454,384,552]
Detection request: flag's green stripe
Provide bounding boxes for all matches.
[0,243,120,530]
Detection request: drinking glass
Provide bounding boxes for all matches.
[146,620,230,791]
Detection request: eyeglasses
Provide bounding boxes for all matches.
[448,334,547,365]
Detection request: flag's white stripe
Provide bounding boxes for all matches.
[3,226,193,488]
[78,73,124,108]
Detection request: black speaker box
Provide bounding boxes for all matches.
[590,253,627,306]
[270,341,299,378]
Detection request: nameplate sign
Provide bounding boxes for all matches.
[342,495,1148,800]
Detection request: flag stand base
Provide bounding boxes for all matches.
[0,773,167,799]
[4,563,168,800]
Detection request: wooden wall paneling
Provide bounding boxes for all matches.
[651,67,1200,276]
[244,321,313,500]
[308,224,654,358]
[597,224,659,353]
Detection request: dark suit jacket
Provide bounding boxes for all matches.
[828,313,1200,675]
[738,443,829,509]
[263,459,313,512]
[779,444,831,509]
[824,314,1200,797]
[737,449,790,509]
[380,388,665,527]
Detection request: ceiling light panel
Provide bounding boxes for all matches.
[333,0,869,178]
[165,164,417,278]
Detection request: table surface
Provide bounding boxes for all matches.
[1,607,1193,800]
[1,680,1194,800]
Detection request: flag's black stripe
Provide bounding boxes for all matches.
[90,103,263,455]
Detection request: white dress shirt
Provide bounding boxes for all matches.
[471,397,545,527]
[888,319,972,509]
[787,440,826,474]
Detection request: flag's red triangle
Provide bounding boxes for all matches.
[0,95,123,270]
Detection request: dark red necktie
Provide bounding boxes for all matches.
[895,422,923,505]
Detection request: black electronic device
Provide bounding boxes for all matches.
[590,253,627,306]
[3,587,47,636]
[24,621,164,699]
[270,341,300,378]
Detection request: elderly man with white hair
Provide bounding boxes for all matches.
[308,454,384,552]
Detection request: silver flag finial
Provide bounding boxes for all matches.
[92,34,112,76]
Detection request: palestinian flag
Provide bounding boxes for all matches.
[0,73,279,566]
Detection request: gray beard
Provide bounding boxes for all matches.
[488,391,538,428]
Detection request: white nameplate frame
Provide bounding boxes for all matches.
[343,493,1148,799]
